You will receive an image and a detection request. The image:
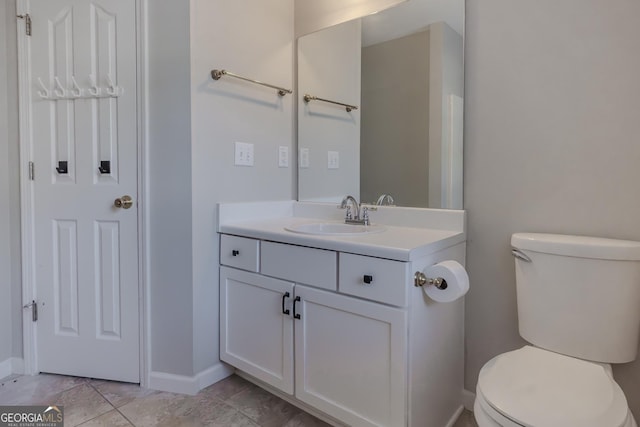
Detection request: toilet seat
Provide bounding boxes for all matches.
[477,346,630,427]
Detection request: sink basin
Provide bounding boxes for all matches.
[284,222,386,236]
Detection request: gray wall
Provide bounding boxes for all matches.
[429,21,463,209]
[189,0,295,373]
[361,30,430,207]
[104,0,296,378]
[464,0,640,417]
[0,0,22,365]
[295,0,405,37]
[298,19,360,203]
[147,0,195,376]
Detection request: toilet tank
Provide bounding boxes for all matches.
[512,233,640,363]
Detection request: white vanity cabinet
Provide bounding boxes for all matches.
[220,266,295,394]
[219,231,465,427]
[294,285,407,427]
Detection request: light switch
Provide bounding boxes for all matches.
[278,146,289,168]
[299,148,310,168]
[234,142,254,166]
[328,151,339,169]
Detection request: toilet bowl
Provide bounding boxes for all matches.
[474,346,637,427]
[473,233,640,427]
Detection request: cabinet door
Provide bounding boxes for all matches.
[294,286,408,427]
[220,266,295,394]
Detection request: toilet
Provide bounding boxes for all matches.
[474,233,640,427]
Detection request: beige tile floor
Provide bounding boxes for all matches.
[0,373,477,426]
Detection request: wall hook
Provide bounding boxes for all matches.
[98,160,111,174]
[36,77,50,99]
[70,76,82,97]
[53,77,66,98]
[88,74,101,97]
[55,161,68,174]
[106,74,121,97]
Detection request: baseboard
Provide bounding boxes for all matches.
[147,362,234,395]
[445,406,465,427]
[0,357,24,379]
[462,388,476,411]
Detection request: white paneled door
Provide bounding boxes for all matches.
[23,0,139,382]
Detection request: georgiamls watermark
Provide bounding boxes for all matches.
[0,406,64,427]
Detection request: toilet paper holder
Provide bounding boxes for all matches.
[414,272,448,290]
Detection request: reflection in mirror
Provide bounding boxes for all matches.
[297,0,464,209]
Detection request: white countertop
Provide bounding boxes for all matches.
[219,216,465,262]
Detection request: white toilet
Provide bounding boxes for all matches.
[474,233,640,427]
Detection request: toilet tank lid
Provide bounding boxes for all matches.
[512,233,640,261]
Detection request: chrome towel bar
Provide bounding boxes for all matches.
[211,69,292,97]
[303,94,358,112]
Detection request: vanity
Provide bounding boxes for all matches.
[218,201,467,427]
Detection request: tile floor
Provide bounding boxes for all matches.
[0,373,478,426]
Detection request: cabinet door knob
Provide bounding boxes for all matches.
[282,292,291,315]
[232,250,240,256]
[293,296,301,319]
[363,275,373,284]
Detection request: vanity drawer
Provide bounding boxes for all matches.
[339,253,410,307]
[261,241,337,291]
[220,235,260,272]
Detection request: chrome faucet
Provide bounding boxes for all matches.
[376,194,395,206]
[339,195,376,226]
[340,195,360,222]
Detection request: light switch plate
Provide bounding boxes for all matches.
[328,151,339,169]
[299,148,310,168]
[234,142,254,166]
[278,146,289,168]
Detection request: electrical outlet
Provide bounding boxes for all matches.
[299,148,310,168]
[328,151,339,169]
[234,142,254,166]
[278,146,289,168]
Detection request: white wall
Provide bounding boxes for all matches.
[464,0,640,417]
[295,0,405,37]
[298,19,360,203]
[189,0,295,373]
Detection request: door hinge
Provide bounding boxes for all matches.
[17,14,32,36]
[28,161,34,180]
[23,300,38,322]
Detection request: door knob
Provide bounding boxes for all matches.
[114,195,133,209]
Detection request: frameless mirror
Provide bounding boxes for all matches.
[297,0,464,209]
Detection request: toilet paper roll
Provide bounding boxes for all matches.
[422,260,469,303]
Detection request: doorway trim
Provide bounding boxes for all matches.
[16,0,150,386]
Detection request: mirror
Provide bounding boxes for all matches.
[297,0,464,209]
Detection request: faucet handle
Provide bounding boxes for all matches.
[361,205,376,225]
[345,206,353,220]
[337,200,354,220]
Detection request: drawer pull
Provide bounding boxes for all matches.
[363,275,373,284]
[232,250,240,256]
[282,292,291,316]
[293,296,301,319]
